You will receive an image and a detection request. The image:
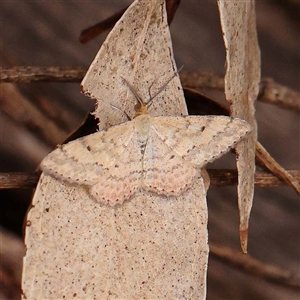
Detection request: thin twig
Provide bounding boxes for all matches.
[210,244,300,290]
[0,83,69,145]
[79,8,127,44]
[259,77,300,113]
[79,0,180,43]
[180,71,224,90]
[1,67,298,112]
[0,170,299,190]
[0,66,86,83]
[0,172,39,189]
[256,142,300,194]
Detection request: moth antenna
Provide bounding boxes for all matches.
[147,66,184,109]
[121,76,149,115]
[147,80,157,100]
[121,77,145,107]
[110,104,131,121]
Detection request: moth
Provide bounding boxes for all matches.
[41,77,251,206]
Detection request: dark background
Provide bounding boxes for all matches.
[1,1,299,299]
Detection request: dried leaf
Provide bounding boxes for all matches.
[22,171,209,299]
[22,0,209,298]
[217,0,261,253]
[79,0,181,44]
[81,0,188,129]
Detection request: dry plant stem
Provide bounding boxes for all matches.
[79,0,180,43]
[256,142,300,194]
[79,8,128,44]
[182,73,300,114]
[259,77,300,113]
[210,244,300,290]
[180,71,224,90]
[0,83,69,145]
[1,67,298,112]
[0,66,86,83]
[208,169,300,187]
[1,170,299,190]
[0,172,39,189]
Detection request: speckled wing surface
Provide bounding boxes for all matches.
[151,115,251,167]
[142,115,251,195]
[41,119,143,206]
[41,114,251,206]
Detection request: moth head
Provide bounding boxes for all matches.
[121,68,182,118]
[134,100,148,117]
[121,77,149,117]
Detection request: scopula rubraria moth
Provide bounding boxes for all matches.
[41,77,251,206]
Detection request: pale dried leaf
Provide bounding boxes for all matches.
[22,171,208,299]
[81,0,188,129]
[217,0,261,253]
[22,0,209,298]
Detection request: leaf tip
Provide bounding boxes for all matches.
[239,228,248,253]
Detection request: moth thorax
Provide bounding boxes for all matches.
[134,101,149,117]
[135,114,151,136]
